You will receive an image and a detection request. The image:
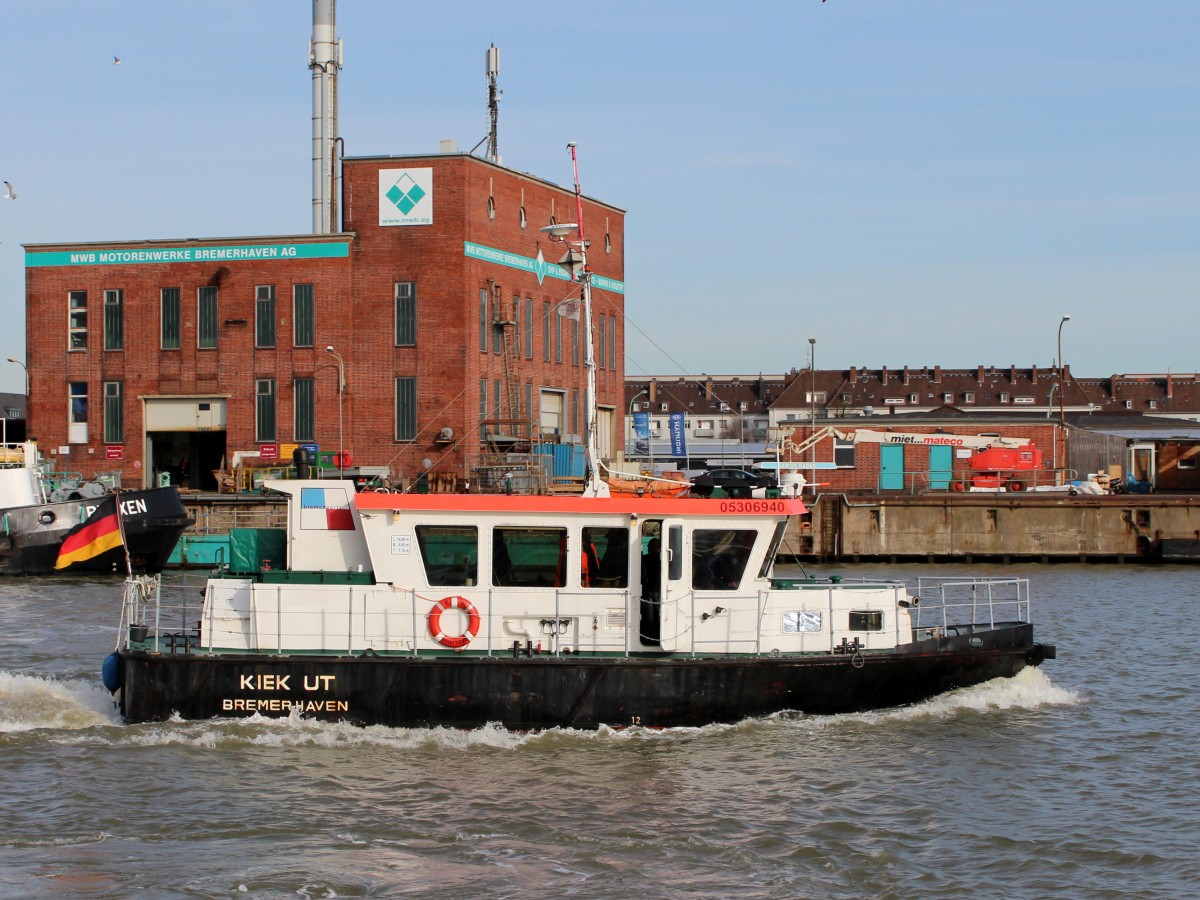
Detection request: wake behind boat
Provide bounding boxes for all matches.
[0,441,191,575]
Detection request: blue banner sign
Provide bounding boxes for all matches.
[26,242,351,268]
[464,241,625,293]
[632,412,650,456]
[669,412,688,458]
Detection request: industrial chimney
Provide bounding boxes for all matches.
[310,0,341,234]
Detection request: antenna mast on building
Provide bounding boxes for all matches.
[473,44,502,164]
[310,0,342,234]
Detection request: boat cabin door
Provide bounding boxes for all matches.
[657,520,688,652]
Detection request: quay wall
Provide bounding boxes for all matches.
[786,494,1200,562]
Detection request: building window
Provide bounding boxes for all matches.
[294,377,314,442]
[525,382,533,420]
[524,297,533,360]
[160,288,181,350]
[554,312,562,363]
[197,286,218,349]
[511,295,521,357]
[394,282,416,347]
[597,315,606,368]
[1149,400,1158,410]
[293,284,314,348]
[571,319,579,366]
[543,301,551,362]
[479,289,488,352]
[805,391,828,404]
[256,379,276,442]
[572,388,579,436]
[396,376,417,440]
[999,392,1009,403]
[493,288,502,356]
[103,381,123,443]
[943,392,954,403]
[68,381,88,443]
[834,438,856,468]
[479,378,488,421]
[609,315,616,370]
[255,285,276,349]
[964,392,975,403]
[68,291,87,350]
[494,380,502,421]
[103,289,124,350]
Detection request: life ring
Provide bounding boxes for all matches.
[1006,480,1026,492]
[951,482,965,492]
[427,596,481,650]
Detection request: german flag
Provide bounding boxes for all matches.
[54,497,124,570]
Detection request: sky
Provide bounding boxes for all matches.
[2,1,1198,395]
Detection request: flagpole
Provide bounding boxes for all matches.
[113,489,133,578]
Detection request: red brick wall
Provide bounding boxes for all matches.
[777,423,1063,493]
[23,154,626,488]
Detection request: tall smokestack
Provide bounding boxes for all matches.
[310,0,341,234]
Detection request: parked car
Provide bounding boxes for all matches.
[690,467,778,499]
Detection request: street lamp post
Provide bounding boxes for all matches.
[325,346,345,476]
[808,338,816,491]
[1056,315,1070,428]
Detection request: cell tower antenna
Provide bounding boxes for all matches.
[472,44,502,163]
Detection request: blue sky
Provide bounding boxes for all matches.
[3,1,1198,394]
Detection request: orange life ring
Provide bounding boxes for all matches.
[951,481,965,492]
[427,596,481,650]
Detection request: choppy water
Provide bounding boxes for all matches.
[1,564,1197,898]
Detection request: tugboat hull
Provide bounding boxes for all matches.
[0,488,192,575]
[118,625,1054,729]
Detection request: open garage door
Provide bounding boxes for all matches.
[144,397,227,491]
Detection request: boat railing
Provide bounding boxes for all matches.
[913,577,1031,631]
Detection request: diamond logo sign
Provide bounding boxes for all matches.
[378,168,433,226]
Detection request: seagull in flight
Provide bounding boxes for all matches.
[113,56,121,65]
[3,182,15,200]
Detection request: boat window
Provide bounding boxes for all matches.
[692,529,756,591]
[758,521,787,579]
[582,526,629,588]
[415,525,478,586]
[668,525,683,581]
[849,610,883,631]
[492,527,567,587]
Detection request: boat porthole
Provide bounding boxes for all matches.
[38,510,56,525]
[969,637,983,648]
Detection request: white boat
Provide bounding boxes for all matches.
[102,145,1054,728]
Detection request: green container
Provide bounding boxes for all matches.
[229,528,287,573]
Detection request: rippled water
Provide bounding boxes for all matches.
[1,564,1197,898]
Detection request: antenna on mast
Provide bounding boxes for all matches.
[471,44,502,163]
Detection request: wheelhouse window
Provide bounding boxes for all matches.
[255,285,276,348]
[160,288,180,350]
[293,284,314,348]
[396,377,416,440]
[691,529,757,591]
[416,524,478,586]
[394,282,416,346]
[103,289,124,350]
[492,526,567,587]
[103,381,123,443]
[197,286,218,349]
[582,526,629,588]
[294,377,314,442]
[255,379,276,442]
[68,291,87,350]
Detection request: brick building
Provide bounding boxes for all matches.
[22,153,626,491]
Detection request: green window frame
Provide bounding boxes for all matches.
[161,288,180,350]
[293,284,314,348]
[256,378,276,442]
[396,376,417,441]
[479,289,488,352]
[197,286,218,349]
[395,282,416,346]
[69,291,87,350]
[103,381,123,443]
[255,285,276,349]
[543,301,551,362]
[294,377,315,442]
[609,314,617,370]
[103,289,124,351]
[524,297,533,360]
[597,315,606,368]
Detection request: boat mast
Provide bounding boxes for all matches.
[542,142,609,498]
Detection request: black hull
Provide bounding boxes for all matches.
[117,625,1054,729]
[0,488,192,575]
